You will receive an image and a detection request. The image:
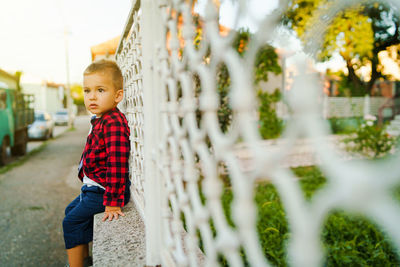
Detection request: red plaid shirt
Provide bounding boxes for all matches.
[78,107,130,207]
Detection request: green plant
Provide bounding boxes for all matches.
[322,212,399,266]
[215,63,233,133]
[193,28,282,134]
[343,115,397,158]
[257,89,283,139]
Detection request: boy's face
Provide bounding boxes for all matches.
[83,72,123,117]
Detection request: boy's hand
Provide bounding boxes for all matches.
[102,206,125,221]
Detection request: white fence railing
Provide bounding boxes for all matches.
[116,3,145,219]
[322,96,388,118]
[277,96,390,119]
[116,0,400,266]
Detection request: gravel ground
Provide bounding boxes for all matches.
[0,116,90,266]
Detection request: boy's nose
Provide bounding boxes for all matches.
[89,92,97,100]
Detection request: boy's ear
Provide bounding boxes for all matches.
[115,89,124,103]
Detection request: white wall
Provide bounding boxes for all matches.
[21,83,64,114]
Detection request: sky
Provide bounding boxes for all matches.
[210,0,279,31]
[0,0,291,85]
[0,0,131,84]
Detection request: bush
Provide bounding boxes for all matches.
[328,117,363,134]
[343,115,397,158]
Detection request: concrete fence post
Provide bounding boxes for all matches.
[142,0,162,265]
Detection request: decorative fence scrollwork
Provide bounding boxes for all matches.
[116,0,400,266]
[116,3,145,218]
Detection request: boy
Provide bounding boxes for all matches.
[63,59,131,267]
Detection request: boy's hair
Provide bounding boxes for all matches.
[84,59,123,90]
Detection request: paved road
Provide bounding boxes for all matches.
[4,124,71,165]
[0,116,90,266]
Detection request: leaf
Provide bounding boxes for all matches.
[263,227,280,234]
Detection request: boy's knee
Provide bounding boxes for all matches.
[65,197,80,216]
[63,213,80,231]
[65,206,70,216]
[65,205,76,217]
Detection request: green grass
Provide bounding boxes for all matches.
[67,126,76,132]
[215,166,400,266]
[0,141,48,175]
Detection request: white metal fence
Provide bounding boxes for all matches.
[116,0,400,266]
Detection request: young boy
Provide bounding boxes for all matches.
[63,59,131,267]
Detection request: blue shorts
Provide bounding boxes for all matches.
[63,182,130,249]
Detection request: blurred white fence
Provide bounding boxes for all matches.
[116,0,400,266]
[276,96,390,119]
[322,96,387,118]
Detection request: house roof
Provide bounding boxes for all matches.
[0,68,18,81]
[90,36,120,61]
[45,81,65,89]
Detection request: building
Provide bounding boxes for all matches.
[90,36,120,61]
[21,80,65,114]
[0,69,20,90]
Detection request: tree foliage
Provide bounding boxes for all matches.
[284,1,400,96]
[70,84,84,105]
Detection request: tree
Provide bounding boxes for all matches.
[15,71,22,91]
[284,1,400,96]
[70,84,84,105]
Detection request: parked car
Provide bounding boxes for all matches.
[53,109,70,126]
[28,111,54,140]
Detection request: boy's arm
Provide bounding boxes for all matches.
[102,206,125,221]
[103,118,130,208]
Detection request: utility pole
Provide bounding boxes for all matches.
[64,27,74,128]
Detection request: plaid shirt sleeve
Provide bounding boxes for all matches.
[103,117,130,207]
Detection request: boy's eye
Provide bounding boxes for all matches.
[98,88,105,92]
[84,89,90,93]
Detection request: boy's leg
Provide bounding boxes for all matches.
[63,186,105,265]
[67,244,88,267]
[83,243,89,259]
[64,195,88,266]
